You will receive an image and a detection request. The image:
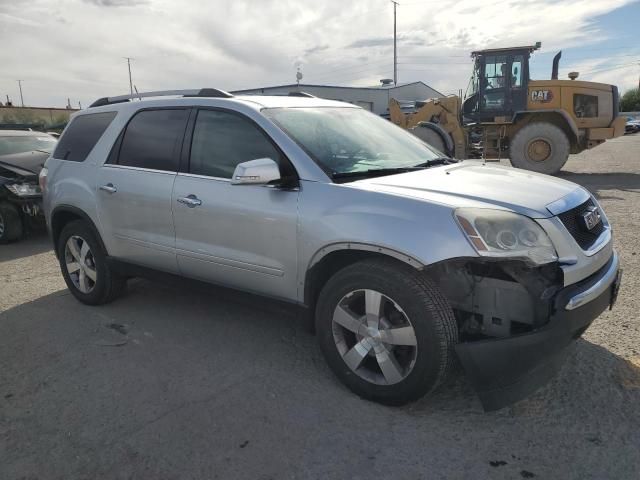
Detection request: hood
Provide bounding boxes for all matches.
[353,161,583,218]
[0,150,48,179]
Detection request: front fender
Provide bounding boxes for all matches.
[297,180,478,302]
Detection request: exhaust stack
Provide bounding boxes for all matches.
[551,51,562,80]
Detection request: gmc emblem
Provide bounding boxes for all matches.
[581,206,602,231]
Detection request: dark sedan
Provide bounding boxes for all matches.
[0,130,57,243]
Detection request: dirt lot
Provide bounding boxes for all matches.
[1,134,639,480]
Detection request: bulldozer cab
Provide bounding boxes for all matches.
[463,44,540,123]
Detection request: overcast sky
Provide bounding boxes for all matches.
[1,0,639,108]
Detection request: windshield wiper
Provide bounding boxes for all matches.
[412,157,458,168]
[331,167,425,179]
[331,157,458,180]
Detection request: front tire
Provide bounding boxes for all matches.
[315,258,458,406]
[57,220,126,305]
[0,202,24,244]
[509,122,570,175]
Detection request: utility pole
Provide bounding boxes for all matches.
[124,57,133,96]
[391,1,399,85]
[17,79,24,107]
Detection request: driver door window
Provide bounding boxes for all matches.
[189,110,281,178]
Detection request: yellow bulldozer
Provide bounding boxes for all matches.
[389,43,626,174]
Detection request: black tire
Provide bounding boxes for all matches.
[0,202,24,244]
[509,122,570,175]
[315,258,458,406]
[57,220,126,305]
[410,124,447,154]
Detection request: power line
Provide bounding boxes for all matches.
[309,60,391,81]
[311,58,389,76]
[397,62,469,66]
[580,62,639,76]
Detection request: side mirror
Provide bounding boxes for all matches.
[231,158,281,185]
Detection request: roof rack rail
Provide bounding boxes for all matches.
[89,88,234,108]
[288,91,315,98]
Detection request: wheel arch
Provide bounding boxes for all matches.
[50,205,107,259]
[511,110,579,150]
[303,243,425,309]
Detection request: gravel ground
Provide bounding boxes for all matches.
[1,134,639,480]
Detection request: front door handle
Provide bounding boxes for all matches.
[100,183,117,194]
[177,194,202,208]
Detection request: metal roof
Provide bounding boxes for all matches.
[471,44,541,56]
[232,81,441,94]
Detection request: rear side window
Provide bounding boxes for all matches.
[116,109,189,171]
[189,110,280,179]
[53,112,116,161]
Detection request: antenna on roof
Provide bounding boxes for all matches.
[134,85,142,101]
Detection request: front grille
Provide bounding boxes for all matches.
[557,198,605,250]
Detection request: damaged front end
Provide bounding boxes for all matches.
[427,253,620,411]
[0,160,46,233]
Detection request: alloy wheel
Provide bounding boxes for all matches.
[332,289,418,385]
[527,138,553,162]
[64,235,97,294]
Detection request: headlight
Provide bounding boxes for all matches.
[455,208,557,265]
[5,183,41,197]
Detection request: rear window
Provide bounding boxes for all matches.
[115,109,189,172]
[53,112,117,162]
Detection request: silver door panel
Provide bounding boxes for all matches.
[95,165,178,272]
[172,174,298,299]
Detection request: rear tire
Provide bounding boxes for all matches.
[315,258,458,406]
[57,220,126,305]
[0,202,24,244]
[509,122,570,175]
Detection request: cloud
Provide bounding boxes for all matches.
[82,0,147,6]
[346,34,429,49]
[0,0,636,108]
[304,44,330,56]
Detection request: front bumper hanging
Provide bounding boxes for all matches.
[456,251,621,411]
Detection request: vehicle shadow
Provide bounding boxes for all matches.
[2,280,639,478]
[0,231,51,263]
[2,277,638,419]
[558,171,640,197]
[408,338,640,416]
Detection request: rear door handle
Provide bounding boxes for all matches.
[177,194,202,208]
[100,183,117,194]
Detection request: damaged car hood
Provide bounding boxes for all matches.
[353,161,583,218]
[0,151,48,180]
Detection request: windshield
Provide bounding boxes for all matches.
[464,59,479,100]
[0,134,57,156]
[263,107,445,177]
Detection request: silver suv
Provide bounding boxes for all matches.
[41,89,622,410]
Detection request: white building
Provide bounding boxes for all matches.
[232,81,443,116]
